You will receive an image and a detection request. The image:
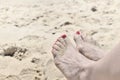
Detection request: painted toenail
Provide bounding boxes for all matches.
[62,34,66,38]
[76,31,80,35]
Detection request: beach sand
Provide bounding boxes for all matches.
[0,0,120,80]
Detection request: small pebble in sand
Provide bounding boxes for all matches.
[31,58,41,64]
[52,32,56,35]
[54,27,58,29]
[91,7,97,12]
[60,21,72,26]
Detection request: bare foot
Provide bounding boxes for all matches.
[74,31,105,61]
[52,34,94,80]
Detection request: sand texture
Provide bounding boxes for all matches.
[0,0,120,80]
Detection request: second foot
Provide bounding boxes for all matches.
[74,31,105,61]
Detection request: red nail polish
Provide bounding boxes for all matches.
[62,34,66,38]
[76,31,80,35]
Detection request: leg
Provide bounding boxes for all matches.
[90,42,120,80]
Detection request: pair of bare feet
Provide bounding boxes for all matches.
[52,31,105,80]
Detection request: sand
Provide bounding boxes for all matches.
[0,0,120,80]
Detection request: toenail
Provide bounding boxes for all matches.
[62,34,67,39]
[76,31,80,35]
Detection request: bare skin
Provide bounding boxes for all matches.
[74,31,105,61]
[52,35,95,80]
[90,41,120,80]
[51,32,108,80]
[52,33,120,80]
[73,32,120,80]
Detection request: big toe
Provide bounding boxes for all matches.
[74,31,99,46]
[74,31,84,44]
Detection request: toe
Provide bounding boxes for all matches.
[52,48,59,58]
[62,35,72,45]
[57,37,66,46]
[55,41,65,48]
[52,45,61,51]
[58,34,70,46]
[74,31,84,44]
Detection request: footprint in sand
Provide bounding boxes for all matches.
[19,68,45,80]
[4,75,21,80]
[0,45,28,60]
